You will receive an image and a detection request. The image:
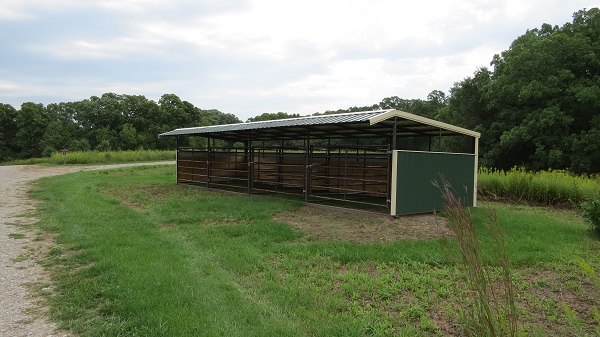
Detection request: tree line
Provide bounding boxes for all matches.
[1,8,599,173]
[0,93,240,161]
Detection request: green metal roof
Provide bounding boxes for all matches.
[159,109,480,141]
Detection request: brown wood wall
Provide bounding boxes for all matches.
[176,150,388,196]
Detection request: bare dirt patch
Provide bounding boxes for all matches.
[274,204,452,243]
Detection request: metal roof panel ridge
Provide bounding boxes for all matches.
[159,109,394,136]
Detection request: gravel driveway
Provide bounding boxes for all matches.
[0,162,174,337]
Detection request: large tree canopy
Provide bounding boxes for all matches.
[440,8,600,173]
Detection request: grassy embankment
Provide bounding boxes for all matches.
[23,165,600,336]
[2,149,175,165]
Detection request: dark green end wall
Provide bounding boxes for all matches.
[392,151,475,215]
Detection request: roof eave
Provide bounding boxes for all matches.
[369,109,481,138]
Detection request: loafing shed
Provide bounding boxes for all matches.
[159,109,481,215]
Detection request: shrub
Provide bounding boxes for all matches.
[581,199,600,238]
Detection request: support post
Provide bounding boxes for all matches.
[386,144,391,210]
[392,117,397,150]
[390,150,398,216]
[473,137,479,207]
[248,133,253,194]
[389,117,397,209]
[207,137,212,188]
[175,136,179,183]
[276,141,283,189]
[304,134,311,202]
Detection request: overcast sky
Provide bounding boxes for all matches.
[0,0,597,120]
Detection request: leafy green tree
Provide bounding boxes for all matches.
[119,123,140,150]
[40,121,70,156]
[73,94,125,149]
[40,102,81,156]
[95,127,116,151]
[570,115,600,172]
[90,93,126,131]
[69,139,91,152]
[379,96,412,110]
[215,112,241,125]
[443,8,600,173]
[16,102,49,158]
[0,103,18,161]
[247,112,300,122]
[488,8,600,172]
[158,94,188,128]
[438,68,496,157]
[378,91,445,119]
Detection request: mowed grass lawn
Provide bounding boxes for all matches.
[28,165,600,336]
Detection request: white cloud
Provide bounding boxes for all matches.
[0,7,31,20]
[96,0,171,13]
[0,0,90,19]
[0,81,19,91]
[1,0,598,119]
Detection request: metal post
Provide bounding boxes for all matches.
[389,118,397,209]
[304,134,311,202]
[207,137,212,187]
[191,140,196,183]
[248,133,253,194]
[326,138,331,191]
[61,149,68,165]
[473,137,479,207]
[175,136,179,183]
[276,144,283,190]
[392,117,397,150]
[386,144,391,209]
[343,147,348,201]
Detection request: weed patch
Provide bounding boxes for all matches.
[8,233,26,239]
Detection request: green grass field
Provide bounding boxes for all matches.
[26,165,600,336]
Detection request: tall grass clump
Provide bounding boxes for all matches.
[437,181,517,337]
[48,149,176,164]
[3,150,176,165]
[479,167,600,206]
[30,150,176,165]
